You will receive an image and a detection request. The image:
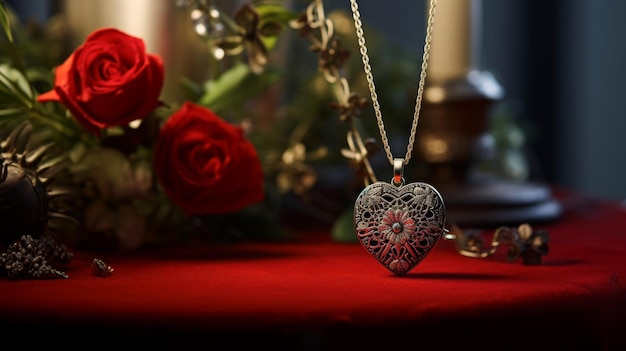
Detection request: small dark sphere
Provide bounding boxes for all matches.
[0,160,49,244]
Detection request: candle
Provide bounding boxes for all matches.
[427,0,481,81]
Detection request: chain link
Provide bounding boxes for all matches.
[349,0,437,165]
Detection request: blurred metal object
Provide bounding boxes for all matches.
[419,70,503,166]
[450,223,550,265]
[0,121,76,244]
[411,0,562,227]
[416,70,562,226]
[291,0,380,188]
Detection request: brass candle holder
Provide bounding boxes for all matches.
[414,70,562,227]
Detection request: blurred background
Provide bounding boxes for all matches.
[6,0,626,203]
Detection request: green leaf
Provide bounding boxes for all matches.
[197,62,281,113]
[255,4,297,51]
[25,66,53,86]
[331,206,358,243]
[178,76,204,102]
[0,1,14,43]
[0,106,23,116]
[0,64,33,105]
[255,4,297,26]
[259,34,279,53]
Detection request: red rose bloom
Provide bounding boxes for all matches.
[37,28,164,135]
[154,102,265,215]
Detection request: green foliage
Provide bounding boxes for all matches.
[0,1,13,43]
[0,1,302,249]
[331,206,358,243]
[255,3,296,50]
[197,62,282,114]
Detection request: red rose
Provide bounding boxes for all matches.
[154,102,265,215]
[37,28,164,135]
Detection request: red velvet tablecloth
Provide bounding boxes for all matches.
[1,191,625,350]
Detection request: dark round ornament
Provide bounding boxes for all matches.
[0,159,49,244]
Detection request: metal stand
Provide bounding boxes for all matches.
[415,70,562,227]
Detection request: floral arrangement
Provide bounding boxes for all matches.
[0,1,302,251]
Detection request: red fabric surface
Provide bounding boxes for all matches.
[1,191,626,349]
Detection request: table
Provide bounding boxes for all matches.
[1,189,625,350]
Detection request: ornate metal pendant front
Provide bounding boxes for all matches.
[354,181,446,275]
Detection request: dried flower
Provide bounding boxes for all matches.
[0,235,72,279]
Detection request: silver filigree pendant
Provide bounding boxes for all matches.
[354,160,446,275]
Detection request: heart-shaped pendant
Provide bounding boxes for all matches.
[354,181,446,275]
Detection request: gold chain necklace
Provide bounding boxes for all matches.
[350,0,448,276]
[350,0,436,168]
